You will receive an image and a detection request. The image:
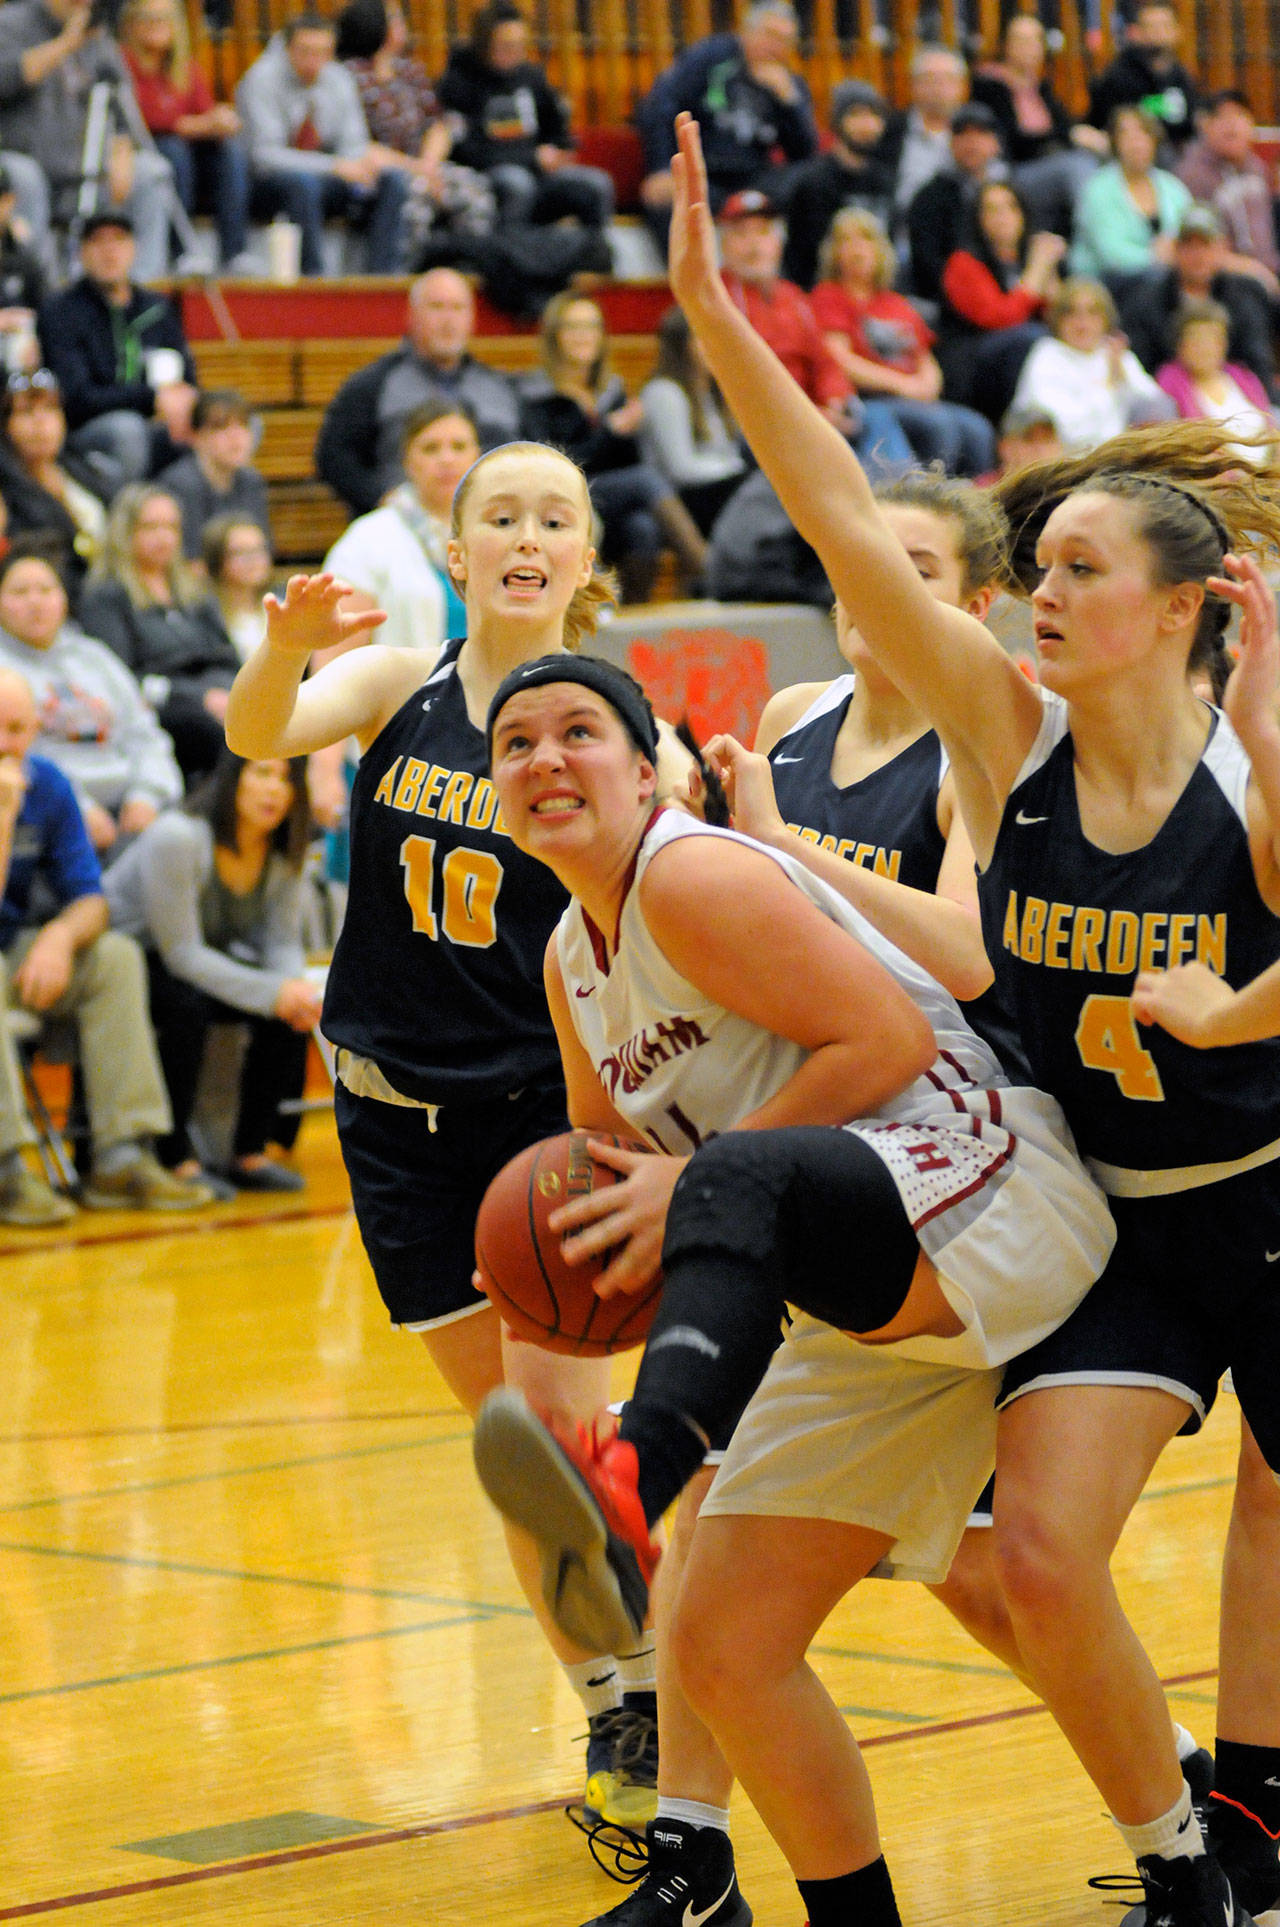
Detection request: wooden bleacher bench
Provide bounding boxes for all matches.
[189,339,297,407]
[190,314,664,565]
[267,483,351,562]
[254,407,326,481]
[295,332,660,407]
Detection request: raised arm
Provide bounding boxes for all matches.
[1216,552,1280,913]
[225,574,410,760]
[708,734,993,1000]
[667,114,1042,856]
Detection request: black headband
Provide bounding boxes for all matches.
[1097,470,1231,558]
[486,653,659,765]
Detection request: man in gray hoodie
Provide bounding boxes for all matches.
[236,12,409,274]
[0,0,175,279]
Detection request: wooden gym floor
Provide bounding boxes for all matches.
[0,1110,1239,1925]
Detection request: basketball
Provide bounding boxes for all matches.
[475,1129,663,1355]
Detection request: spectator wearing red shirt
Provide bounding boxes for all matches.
[937,177,1063,419]
[118,0,253,271]
[716,187,911,470]
[811,206,995,475]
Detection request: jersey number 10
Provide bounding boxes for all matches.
[399,835,503,948]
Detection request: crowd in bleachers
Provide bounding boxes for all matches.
[0,0,1278,1226]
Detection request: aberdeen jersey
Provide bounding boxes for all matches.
[767,675,948,890]
[322,638,568,1104]
[979,693,1280,1183]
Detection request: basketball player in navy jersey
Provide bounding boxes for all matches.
[661,111,1280,1927]
[473,653,1114,1927]
[224,442,657,1832]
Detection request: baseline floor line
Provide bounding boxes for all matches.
[0,1795,570,1919]
[0,1409,458,1444]
[0,1665,1222,1917]
[857,1664,1218,1753]
[0,1433,468,1515]
[0,1613,490,1705]
[812,1642,1012,1680]
[0,1201,350,1263]
[0,1537,531,1613]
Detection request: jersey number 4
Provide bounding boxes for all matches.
[400,835,502,948]
[1074,993,1164,1102]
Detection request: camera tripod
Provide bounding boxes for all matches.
[75,76,238,338]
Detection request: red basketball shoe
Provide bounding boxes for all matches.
[473,1389,660,1654]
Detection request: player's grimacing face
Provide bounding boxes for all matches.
[449,452,594,622]
[492,686,653,863]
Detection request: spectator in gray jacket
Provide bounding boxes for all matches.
[236,12,410,274]
[315,266,520,513]
[0,546,182,858]
[105,748,320,1189]
[0,0,176,279]
[638,306,748,536]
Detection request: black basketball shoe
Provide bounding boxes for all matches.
[1117,1852,1258,1927]
[1210,1805,1280,1920]
[580,1819,752,1927]
[583,1696,659,1830]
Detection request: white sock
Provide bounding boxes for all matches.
[1115,1781,1204,1864]
[1174,1725,1199,1765]
[656,1797,731,1835]
[563,1657,620,1718]
[615,1643,657,1697]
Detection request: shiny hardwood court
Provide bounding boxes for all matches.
[0,1112,1238,1924]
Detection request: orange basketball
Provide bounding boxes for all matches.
[475,1130,662,1355]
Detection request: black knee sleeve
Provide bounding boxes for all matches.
[663,1127,919,1334]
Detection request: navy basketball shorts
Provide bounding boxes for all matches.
[334,1078,569,1329]
[999,1160,1280,1471]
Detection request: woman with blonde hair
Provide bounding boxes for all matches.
[225,439,659,1830]
[79,484,240,782]
[117,0,253,272]
[1010,275,1173,449]
[644,112,1280,1927]
[812,207,995,474]
[519,292,707,602]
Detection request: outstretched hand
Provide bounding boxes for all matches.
[704,732,786,843]
[264,573,386,661]
[668,113,728,323]
[1212,553,1279,744]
